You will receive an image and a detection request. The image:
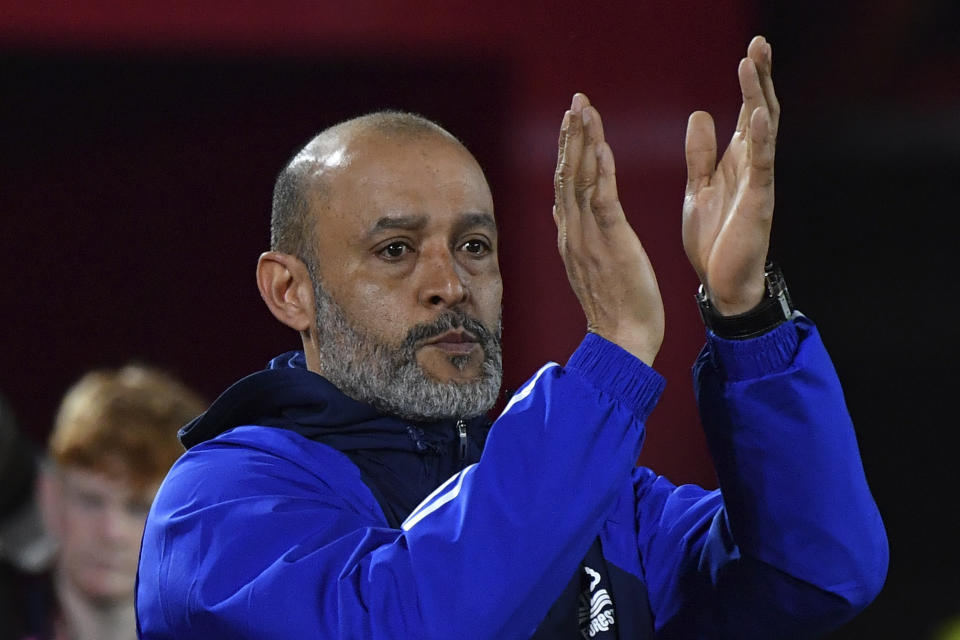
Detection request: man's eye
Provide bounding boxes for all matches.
[460,239,490,255]
[380,242,411,259]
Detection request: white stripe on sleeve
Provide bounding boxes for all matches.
[498,362,558,418]
[402,464,477,531]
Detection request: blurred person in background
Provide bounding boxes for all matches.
[7,365,206,640]
[1,391,52,640]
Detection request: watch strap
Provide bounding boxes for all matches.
[696,262,793,340]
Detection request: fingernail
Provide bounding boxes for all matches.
[582,108,592,125]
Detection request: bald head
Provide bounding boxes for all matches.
[270,111,467,267]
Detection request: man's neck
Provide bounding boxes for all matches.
[54,571,137,640]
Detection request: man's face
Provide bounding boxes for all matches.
[306,133,503,419]
[48,466,155,603]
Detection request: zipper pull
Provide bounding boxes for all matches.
[456,419,467,461]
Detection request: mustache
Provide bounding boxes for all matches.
[402,310,499,351]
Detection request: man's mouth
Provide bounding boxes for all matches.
[423,329,480,355]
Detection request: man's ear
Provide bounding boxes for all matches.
[256,251,315,332]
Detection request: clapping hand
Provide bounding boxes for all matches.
[682,35,780,315]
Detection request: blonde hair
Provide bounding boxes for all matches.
[49,365,206,492]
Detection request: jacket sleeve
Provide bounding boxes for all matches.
[634,314,889,639]
[136,334,664,640]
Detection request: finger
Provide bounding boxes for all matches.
[746,35,767,66]
[577,103,603,212]
[684,110,717,195]
[735,56,766,135]
[582,102,604,147]
[748,106,775,190]
[748,36,780,138]
[591,141,622,229]
[553,112,572,246]
[759,41,780,136]
[554,107,585,219]
[554,99,586,246]
[553,110,572,256]
[554,110,570,206]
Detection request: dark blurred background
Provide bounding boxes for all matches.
[1,1,957,637]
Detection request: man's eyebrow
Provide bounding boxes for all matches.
[453,212,497,236]
[367,215,429,237]
[365,212,497,238]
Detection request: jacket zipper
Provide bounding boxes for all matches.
[456,419,467,462]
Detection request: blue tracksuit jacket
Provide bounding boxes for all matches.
[135,316,888,638]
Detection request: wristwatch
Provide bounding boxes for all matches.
[696,262,793,340]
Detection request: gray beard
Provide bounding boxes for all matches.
[311,278,503,422]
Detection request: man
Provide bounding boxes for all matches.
[24,365,206,640]
[136,36,887,639]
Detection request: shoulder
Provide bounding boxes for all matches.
[154,425,382,521]
[138,427,388,635]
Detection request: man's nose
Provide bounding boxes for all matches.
[417,247,468,309]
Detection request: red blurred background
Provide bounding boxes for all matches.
[2,2,957,637]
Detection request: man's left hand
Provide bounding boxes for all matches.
[682,35,780,315]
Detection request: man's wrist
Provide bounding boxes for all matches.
[696,262,793,340]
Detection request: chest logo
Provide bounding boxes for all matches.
[578,565,616,638]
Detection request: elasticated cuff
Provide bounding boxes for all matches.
[566,333,666,420]
[705,313,801,381]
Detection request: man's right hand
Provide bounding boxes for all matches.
[553,93,664,366]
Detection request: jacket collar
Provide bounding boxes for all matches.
[178,351,490,452]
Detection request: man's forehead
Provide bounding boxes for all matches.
[363,211,497,238]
